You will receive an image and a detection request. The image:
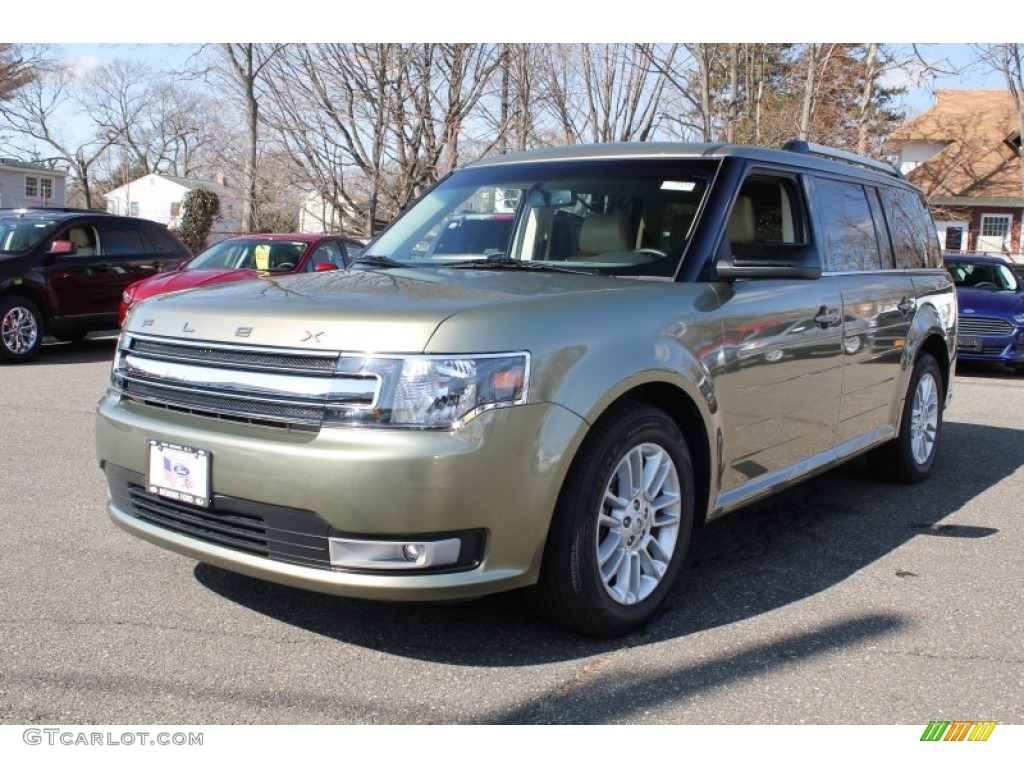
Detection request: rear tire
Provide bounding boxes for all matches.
[0,296,43,364]
[868,353,943,483]
[529,402,694,637]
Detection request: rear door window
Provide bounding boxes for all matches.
[96,221,149,256]
[808,177,883,272]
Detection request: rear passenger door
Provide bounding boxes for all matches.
[808,176,917,450]
[713,172,844,499]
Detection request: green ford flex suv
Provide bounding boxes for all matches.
[96,141,956,637]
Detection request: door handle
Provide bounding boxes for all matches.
[897,297,916,316]
[814,307,840,327]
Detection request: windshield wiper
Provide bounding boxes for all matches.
[447,256,595,275]
[354,254,410,269]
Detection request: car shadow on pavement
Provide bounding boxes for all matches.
[30,335,118,366]
[194,419,1020,669]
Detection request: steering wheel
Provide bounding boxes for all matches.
[633,248,669,259]
[275,262,296,271]
[973,281,997,288]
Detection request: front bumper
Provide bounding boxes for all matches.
[97,393,586,601]
[955,326,1024,363]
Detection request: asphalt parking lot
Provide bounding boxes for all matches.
[1,334,1021,725]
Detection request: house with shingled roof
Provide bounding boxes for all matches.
[887,89,1024,261]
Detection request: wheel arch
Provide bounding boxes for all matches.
[916,333,952,400]
[567,379,714,530]
[0,283,51,331]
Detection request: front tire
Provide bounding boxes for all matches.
[529,403,695,637]
[869,353,943,483]
[0,296,43,364]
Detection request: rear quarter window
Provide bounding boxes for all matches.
[141,223,191,256]
[879,186,941,269]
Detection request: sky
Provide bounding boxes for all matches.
[51,42,1007,122]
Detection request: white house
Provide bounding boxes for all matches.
[298,189,365,235]
[104,173,241,236]
[0,158,68,208]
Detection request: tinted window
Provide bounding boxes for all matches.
[142,223,189,256]
[879,186,941,269]
[97,221,149,256]
[810,177,882,272]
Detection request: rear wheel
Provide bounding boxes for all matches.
[529,403,694,637]
[0,296,43,364]
[869,353,943,483]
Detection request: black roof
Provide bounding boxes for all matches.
[0,206,112,219]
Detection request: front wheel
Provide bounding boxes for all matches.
[0,296,44,364]
[529,403,695,637]
[868,353,943,483]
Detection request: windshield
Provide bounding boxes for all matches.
[0,217,60,254]
[187,239,310,272]
[946,260,1020,291]
[368,158,716,278]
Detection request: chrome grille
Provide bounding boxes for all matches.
[114,334,378,430]
[958,316,1016,336]
[130,338,337,373]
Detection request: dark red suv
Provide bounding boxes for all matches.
[0,208,190,363]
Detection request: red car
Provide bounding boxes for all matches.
[119,234,363,324]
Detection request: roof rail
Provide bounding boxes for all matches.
[782,139,903,179]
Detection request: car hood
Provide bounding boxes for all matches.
[131,268,264,301]
[956,287,1024,318]
[122,267,687,352]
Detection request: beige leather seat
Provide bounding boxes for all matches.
[577,212,629,255]
[727,196,757,245]
[67,227,95,256]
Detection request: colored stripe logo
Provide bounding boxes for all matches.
[921,721,997,741]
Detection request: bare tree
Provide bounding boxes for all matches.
[0,65,126,208]
[0,43,47,103]
[997,45,1024,195]
[208,44,285,232]
[262,43,500,237]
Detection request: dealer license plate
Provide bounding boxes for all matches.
[957,335,982,352]
[147,441,211,507]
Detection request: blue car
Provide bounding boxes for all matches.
[944,253,1024,373]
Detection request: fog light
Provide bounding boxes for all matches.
[328,537,461,570]
[403,544,426,562]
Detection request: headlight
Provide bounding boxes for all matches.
[326,352,529,429]
[1012,313,1024,325]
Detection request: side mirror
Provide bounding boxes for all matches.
[48,240,76,255]
[314,262,340,272]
